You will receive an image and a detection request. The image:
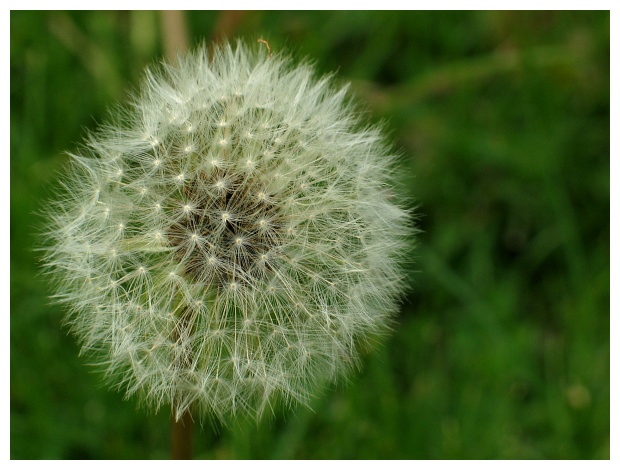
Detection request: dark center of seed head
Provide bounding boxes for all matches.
[168,170,283,289]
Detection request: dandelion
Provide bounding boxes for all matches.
[42,41,411,425]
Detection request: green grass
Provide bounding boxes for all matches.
[10,11,609,459]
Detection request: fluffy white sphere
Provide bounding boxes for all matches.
[43,41,410,423]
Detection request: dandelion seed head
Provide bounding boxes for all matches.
[41,41,411,424]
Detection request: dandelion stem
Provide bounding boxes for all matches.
[171,407,193,459]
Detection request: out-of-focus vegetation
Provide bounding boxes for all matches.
[10,11,609,459]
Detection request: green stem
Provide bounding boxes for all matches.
[171,407,193,459]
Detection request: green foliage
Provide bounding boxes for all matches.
[11,11,609,459]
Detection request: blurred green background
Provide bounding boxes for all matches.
[10,11,610,459]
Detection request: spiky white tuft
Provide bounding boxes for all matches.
[42,41,411,423]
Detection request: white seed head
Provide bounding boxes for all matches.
[41,41,411,424]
